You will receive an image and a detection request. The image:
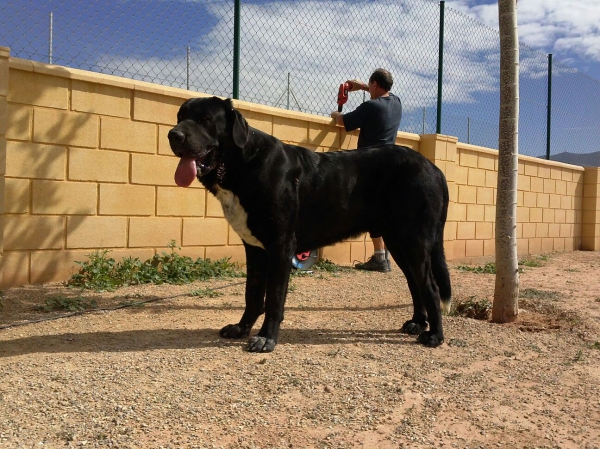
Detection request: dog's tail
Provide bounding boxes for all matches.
[432,172,452,314]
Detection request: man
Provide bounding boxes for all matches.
[330,68,402,273]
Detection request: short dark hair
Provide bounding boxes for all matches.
[369,68,393,92]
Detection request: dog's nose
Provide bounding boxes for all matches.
[168,130,186,144]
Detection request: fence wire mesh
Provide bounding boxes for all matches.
[2,0,599,161]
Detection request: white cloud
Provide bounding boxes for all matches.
[95,0,563,123]
[448,0,600,64]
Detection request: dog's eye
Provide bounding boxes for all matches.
[197,115,211,123]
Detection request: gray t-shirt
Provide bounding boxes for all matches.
[342,93,403,149]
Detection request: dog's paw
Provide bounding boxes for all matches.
[247,336,276,352]
[220,323,250,339]
[417,331,444,347]
[400,320,428,335]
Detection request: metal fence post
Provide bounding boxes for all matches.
[186,46,190,90]
[48,12,53,64]
[233,0,241,99]
[436,0,445,134]
[546,53,552,160]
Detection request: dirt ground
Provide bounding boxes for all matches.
[1,251,599,449]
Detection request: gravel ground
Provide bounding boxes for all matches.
[1,251,599,449]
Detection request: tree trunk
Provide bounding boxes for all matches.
[493,0,519,323]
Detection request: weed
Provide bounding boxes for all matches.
[68,241,244,291]
[314,258,349,274]
[189,288,224,298]
[456,262,496,274]
[449,296,492,320]
[35,295,98,312]
[448,338,468,347]
[58,430,75,442]
[290,269,314,277]
[574,349,584,362]
[590,342,600,350]
[520,288,561,301]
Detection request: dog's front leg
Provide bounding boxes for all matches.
[247,247,293,353]
[220,243,267,339]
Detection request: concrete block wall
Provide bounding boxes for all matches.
[1,46,599,287]
[582,168,600,250]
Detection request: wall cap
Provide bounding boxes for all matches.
[457,141,585,172]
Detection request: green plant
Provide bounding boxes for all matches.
[68,241,245,291]
[449,296,492,320]
[35,295,98,312]
[189,287,224,298]
[590,342,600,350]
[456,262,496,274]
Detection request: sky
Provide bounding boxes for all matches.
[1,0,599,156]
[450,0,600,80]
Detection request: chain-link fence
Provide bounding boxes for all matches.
[2,0,600,161]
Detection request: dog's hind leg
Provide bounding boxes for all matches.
[220,243,267,339]
[386,239,444,347]
[385,243,428,335]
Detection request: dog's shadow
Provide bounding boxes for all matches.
[0,324,416,358]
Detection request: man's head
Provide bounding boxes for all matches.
[368,68,393,99]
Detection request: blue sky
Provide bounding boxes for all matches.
[1,0,599,157]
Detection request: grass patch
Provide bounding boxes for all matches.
[189,287,224,298]
[519,254,550,268]
[456,262,496,274]
[448,296,492,320]
[35,295,98,312]
[591,342,600,350]
[68,241,245,291]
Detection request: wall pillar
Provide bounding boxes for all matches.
[419,134,458,261]
[582,167,600,250]
[0,46,10,288]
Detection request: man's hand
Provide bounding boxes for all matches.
[347,79,368,92]
[330,111,344,126]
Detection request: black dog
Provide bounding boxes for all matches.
[168,96,451,352]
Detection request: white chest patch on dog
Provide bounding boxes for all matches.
[215,187,265,249]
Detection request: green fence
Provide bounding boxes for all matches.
[2,0,599,160]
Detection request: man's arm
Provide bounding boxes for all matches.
[330,111,344,126]
[331,79,369,126]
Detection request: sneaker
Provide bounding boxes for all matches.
[354,256,391,273]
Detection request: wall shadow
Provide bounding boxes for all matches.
[3,61,91,286]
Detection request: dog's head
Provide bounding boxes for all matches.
[168,96,249,187]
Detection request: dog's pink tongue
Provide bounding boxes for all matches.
[174,157,197,187]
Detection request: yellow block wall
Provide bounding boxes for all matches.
[452,143,585,261]
[1,47,599,287]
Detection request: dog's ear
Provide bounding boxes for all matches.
[226,101,249,148]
